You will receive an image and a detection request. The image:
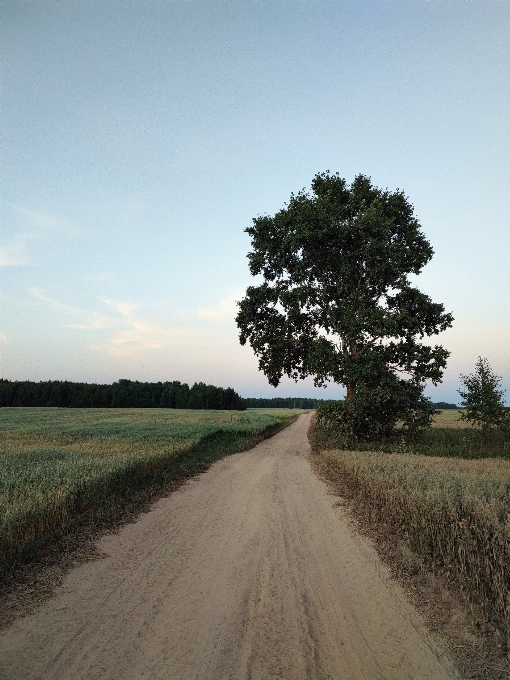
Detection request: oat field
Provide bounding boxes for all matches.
[317,446,510,645]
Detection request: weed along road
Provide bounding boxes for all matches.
[0,413,456,680]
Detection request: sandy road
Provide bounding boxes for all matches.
[0,413,457,680]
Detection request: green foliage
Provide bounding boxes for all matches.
[430,401,458,409]
[458,358,509,440]
[0,379,246,411]
[316,401,346,428]
[237,172,453,440]
[316,380,436,444]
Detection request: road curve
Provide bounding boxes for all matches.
[0,413,456,680]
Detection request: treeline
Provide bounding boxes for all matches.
[431,402,458,409]
[0,379,246,410]
[244,397,327,409]
[245,398,459,409]
[0,380,459,411]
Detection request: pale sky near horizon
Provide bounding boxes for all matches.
[1,0,509,403]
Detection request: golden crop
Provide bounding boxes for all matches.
[318,448,510,643]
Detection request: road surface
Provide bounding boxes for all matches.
[0,413,456,679]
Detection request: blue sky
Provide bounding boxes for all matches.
[1,1,509,402]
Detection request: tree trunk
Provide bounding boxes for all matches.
[346,383,356,411]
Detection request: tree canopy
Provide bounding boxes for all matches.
[236,172,454,439]
[0,379,246,411]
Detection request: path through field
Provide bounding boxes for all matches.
[0,413,457,680]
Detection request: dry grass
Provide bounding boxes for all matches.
[310,410,510,677]
[315,446,510,657]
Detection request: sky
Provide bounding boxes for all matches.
[1,0,509,403]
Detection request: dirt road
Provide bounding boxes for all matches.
[0,413,457,680]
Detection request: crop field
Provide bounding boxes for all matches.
[247,407,307,418]
[0,407,302,577]
[390,411,509,459]
[421,410,509,459]
[431,409,465,428]
[312,408,510,659]
[315,445,510,648]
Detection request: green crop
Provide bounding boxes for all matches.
[0,407,300,577]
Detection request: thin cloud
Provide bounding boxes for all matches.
[0,205,85,268]
[9,204,83,238]
[96,298,205,358]
[198,290,243,323]
[29,287,117,330]
[30,289,205,361]
[0,332,7,343]
[101,299,137,317]
[95,325,204,359]
[0,244,29,266]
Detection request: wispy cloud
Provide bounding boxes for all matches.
[1,205,84,267]
[29,287,118,330]
[0,243,30,266]
[29,288,205,361]
[9,204,83,238]
[0,332,7,343]
[198,290,242,323]
[94,298,204,358]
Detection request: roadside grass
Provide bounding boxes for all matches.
[311,412,510,673]
[1,407,301,581]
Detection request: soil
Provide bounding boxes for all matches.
[0,413,458,679]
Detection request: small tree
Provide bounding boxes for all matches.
[458,357,508,439]
[236,172,453,440]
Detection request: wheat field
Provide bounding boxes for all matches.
[0,407,300,577]
[317,446,510,645]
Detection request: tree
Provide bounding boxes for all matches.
[235,172,453,440]
[458,357,508,439]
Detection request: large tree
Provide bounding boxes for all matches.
[236,172,454,438]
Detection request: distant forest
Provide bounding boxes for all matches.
[245,398,458,409]
[0,379,246,410]
[0,379,459,411]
